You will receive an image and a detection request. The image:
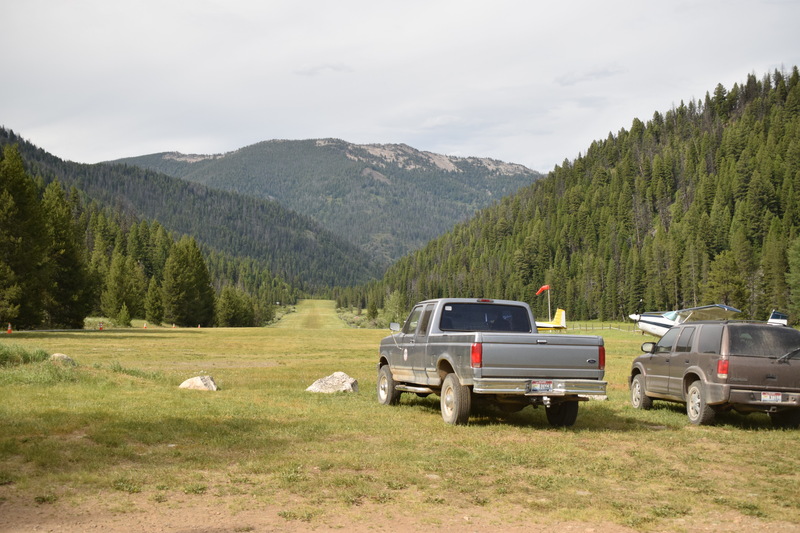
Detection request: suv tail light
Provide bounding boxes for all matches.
[471,342,483,368]
[717,358,729,380]
[598,345,606,370]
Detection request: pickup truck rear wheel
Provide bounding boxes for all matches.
[377,364,401,405]
[686,380,715,425]
[630,374,653,410]
[441,373,471,425]
[545,401,579,427]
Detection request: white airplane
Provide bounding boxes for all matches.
[536,308,566,331]
[767,309,789,326]
[629,304,741,337]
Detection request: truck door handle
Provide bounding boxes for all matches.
[536,339,548,344]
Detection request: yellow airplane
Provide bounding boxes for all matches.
[536,308,567,331]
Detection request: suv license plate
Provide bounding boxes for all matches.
[761,392,782,403]
[528,380,553,393]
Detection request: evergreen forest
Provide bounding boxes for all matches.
[0,128,382,290]
[339,67,800,324]
[113,139,540,265]
[0,143,298,329]
[4,66,800,329]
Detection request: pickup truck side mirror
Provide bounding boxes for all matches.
[641,341,656,353]
[389,322,401,332]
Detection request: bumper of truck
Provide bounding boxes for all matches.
[473,378,607,397]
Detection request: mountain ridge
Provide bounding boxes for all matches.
[151,138,536,175]
[111,138,542,264]
[0,127,382,289]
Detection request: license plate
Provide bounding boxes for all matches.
[528,380,553,393]
[761,392,782,402]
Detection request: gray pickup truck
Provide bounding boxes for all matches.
[377,298,606,426]
[629,320,800,427]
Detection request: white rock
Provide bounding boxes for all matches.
[49,353,77,366]
[179,375,218,391]
[306,372,358,393]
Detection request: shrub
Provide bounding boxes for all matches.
[0,344,49,366]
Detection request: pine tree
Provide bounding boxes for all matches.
[0,189,21,324]
[367,298,378,320]
[786,236,800,322]
[162,236,215,327]
[145,277,164,325]
[41,180,92,328]
[116,302,131,327]
[0,145,49,328]
[704,251,748,310]
[101,245,127,319]
[216,285,255,327]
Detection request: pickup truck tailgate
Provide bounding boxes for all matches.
[478,333,604,380]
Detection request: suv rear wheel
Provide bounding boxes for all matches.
[686,380,715,425]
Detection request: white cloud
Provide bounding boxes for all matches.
[2,0,799,170]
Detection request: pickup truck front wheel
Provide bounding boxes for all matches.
[441,373,471,425]
[377,365,401,405]
[545,401,579,427]
[686,380,715,425]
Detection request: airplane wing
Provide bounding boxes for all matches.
[674,304,741,323]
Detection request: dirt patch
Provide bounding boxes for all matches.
[2,492,799,533]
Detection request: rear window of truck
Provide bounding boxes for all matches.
[439,303,532,333]
[728,325,800,357]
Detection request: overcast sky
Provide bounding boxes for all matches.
[2,1,799,172]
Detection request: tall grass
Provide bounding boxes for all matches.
[1,301,799,530]
[0,343,49,366]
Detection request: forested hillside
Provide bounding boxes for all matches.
[343,67,800,323]
[112,139,540,264]
[0,141,299,329]
[0,129,381,289]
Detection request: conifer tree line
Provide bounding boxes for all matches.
[0,144,297,329]
[338,67,800,324]
[0,127,382,292]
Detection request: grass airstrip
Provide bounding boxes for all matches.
[1,300,799,531]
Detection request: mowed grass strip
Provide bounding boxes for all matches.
[1,300,799,530]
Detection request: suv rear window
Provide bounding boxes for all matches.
[439,303,531,333]
[728,325,800,357]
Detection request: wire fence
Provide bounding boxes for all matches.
[562,322,645,334]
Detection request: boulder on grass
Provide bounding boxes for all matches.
[306,372,358,393]
[49,353,77,366]
[179,375,218,391]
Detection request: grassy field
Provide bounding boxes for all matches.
[1,299,799,531]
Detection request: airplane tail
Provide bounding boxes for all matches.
[553,308,566,328]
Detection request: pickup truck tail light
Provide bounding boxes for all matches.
[717,358,729,380]
[599,345,605,370]
[471,342,483,368]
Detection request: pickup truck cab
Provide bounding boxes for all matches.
[377,298,606,426]
[629,321,800,427]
